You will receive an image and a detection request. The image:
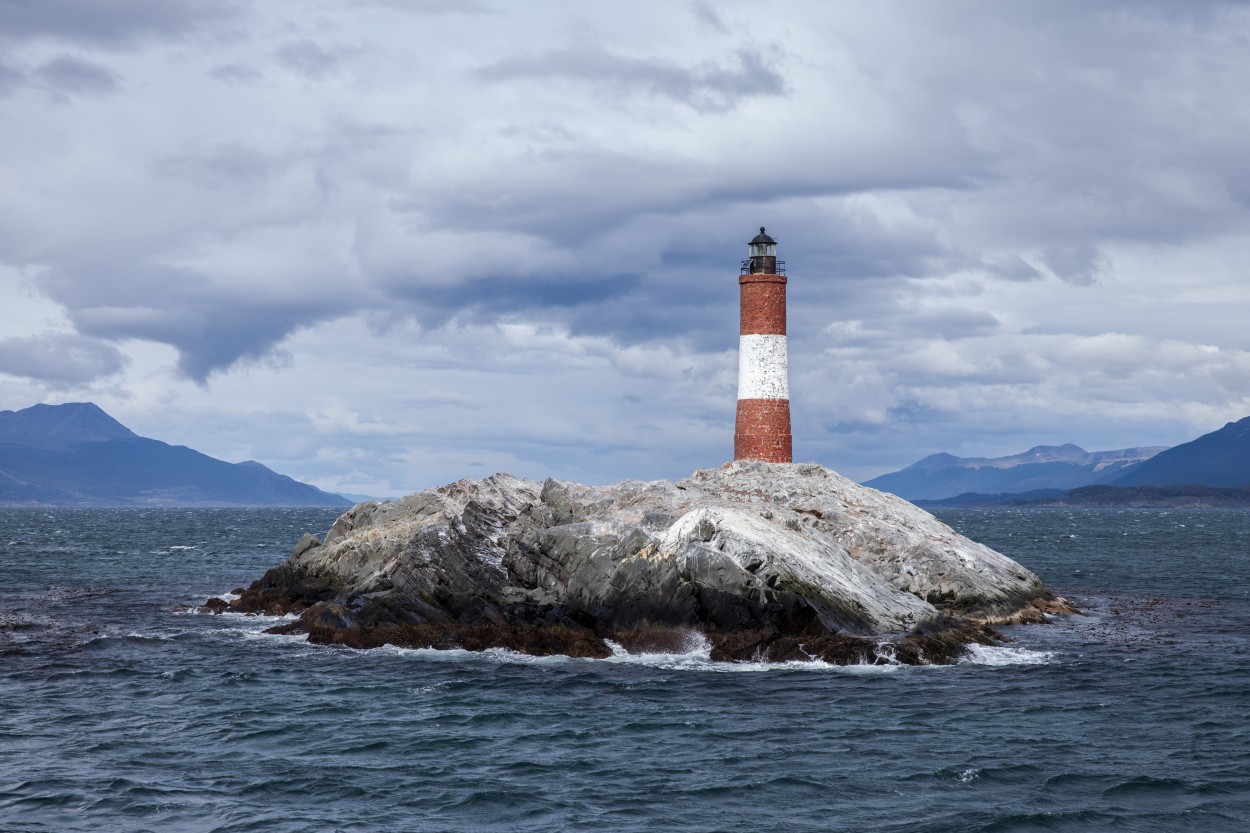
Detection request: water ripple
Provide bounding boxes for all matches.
[3,507,1250,831]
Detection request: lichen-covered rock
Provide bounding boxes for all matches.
[226,461,1071,663]
[677,463,1054,623]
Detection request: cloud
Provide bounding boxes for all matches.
[44,231,358,382]
[983,255,1043,283]
[1042,245,1109,286]
[72,299,323,383]
[2,1,1250,490]
[274,39,344,79]
[209,63,261,85]
[0,57,23,97]
[478,45,786,113]
[154,143,281,187]
[691,2,730,34]
[33,55,121,95]
[802,328,1250,476]
[0,0,243,48]
[0,333,127,384]
[0,54,122,99]
[358,0,490,13]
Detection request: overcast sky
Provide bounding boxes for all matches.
[2,0,1249,494]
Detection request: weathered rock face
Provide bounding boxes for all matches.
[221,461,1070,664]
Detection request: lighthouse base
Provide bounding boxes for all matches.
[734,398,792,463]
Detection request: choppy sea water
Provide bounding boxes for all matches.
[2,506,1248,832]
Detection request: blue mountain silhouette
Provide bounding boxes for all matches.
[1113,417,1250,488]
[0,402,350,507]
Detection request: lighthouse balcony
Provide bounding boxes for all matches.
[741,258,785,275]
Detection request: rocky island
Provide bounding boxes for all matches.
[213,461,1072,665]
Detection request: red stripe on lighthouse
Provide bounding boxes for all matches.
[739,274,787,335]
[735,399,792,462]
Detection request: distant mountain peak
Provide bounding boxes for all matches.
[1025,443,1086,454]
[0,401,350,507]
[864,442,1167,501]
[865,417,1250,500]
[1114,416,1250,489]
[0,401,137,449]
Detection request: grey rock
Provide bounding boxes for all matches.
[233,461,1068,661]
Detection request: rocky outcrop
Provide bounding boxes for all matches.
[217,461,1071,664]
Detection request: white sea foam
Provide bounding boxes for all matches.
[368,644,587,666]
[606,640,913,674]
[206,617,1038,673]
[218,610,299,625]
[173,591,243,615]
[196,611,302,647]
[353,636,903,674]
[959,643,1055,666]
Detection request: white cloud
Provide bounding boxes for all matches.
[2,0,1249,490]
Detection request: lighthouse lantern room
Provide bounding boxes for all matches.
[743,227,782,275]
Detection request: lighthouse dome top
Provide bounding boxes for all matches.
[743,226,784,275]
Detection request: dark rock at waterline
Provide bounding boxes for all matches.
[222,461,1072,664]
[262,617,995,665]
[198,597,229,614]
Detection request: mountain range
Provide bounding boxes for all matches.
[1112,417,1250,488]
[862,443,1166,501]
[0,402,350,507]
[864,417,1250,501]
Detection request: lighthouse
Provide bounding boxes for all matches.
[734,227,792,463]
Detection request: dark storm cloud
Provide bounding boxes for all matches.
[3,0,1249,493]
[3,0,1247,423]
[34,55,121,95]
[359,0,490,12]
[210,63,261,85]
[38,260,343,384]
[566,286,738,352]
[478,46,785,113]
[983,255,1043,283]
[154,144,281,188]
[805,302,1002,351]
[396,272,642,322]
[0,56,23,97]
[403,147,980,253]
[391,155,697,245]
[691,2,730,34]
[0,54,121,99]
[897,309,1000,341]
[0,333,126,384]
[275,40,343,79]
[1042,245,1109,286]
[73,297,334,384]
[0,0,242,47]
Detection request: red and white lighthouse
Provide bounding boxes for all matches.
[734,227,792,463]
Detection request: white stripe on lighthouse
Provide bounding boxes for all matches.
[737,334,789,400]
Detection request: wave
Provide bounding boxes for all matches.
[245,632,909,674]
[193,604,1056,672]
[960,643,1055,666]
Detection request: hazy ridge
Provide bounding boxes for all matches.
[0,403,349,507]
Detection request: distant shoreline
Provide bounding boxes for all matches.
[917,484,1250,509]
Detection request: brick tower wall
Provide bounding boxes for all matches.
[735,273,793,463]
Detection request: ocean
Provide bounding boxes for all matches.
[2,506,1248,832]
